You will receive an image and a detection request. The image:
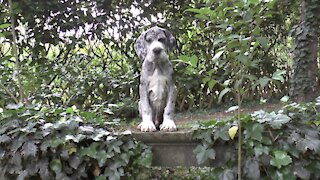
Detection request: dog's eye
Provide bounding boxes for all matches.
[158,38,165,43]
[146,38,152,43]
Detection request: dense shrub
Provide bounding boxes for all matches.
[192,97,320,179]
[0,104,152,179]
[0,0,297,115]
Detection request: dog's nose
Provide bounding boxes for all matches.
[153,47,162,55]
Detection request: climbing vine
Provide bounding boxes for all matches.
[0,105,152,179]
[290,0,320,102]
[193,97,320,179]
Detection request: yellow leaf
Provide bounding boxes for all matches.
[69,147,77,155]
[228,126,238,140]
[72,105,77,111]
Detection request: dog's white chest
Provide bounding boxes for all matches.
[147,68,169,108]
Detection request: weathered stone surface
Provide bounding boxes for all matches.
[132,131,233,167]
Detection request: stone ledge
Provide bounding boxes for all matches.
[132,131,194,143]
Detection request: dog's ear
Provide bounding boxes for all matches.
[134,31,147,61]
[163,29,176,51]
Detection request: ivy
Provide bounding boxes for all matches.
[270,151,292,169]
[192,97,320,179]
[0,105,152,179]
[289,0,320,102]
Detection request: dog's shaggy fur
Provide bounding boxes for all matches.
[134,26,177,132]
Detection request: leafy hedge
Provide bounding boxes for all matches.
[193,97,320,179]
[0,0,296,114]
[0,105,152,180]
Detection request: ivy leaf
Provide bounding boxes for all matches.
[214,126,230,141]
[256,37,269,49]
[48,138,65,148]
[17,170,29,180]
[190,55,198,67]
[219,169,235,180]
[236,54,249,64]
[65,134,85,143]
[96,175,107,180]
[6,103,23,110]
[39,158,51,180]
[226,106,239,113]
[245,123,264,141]
[280,96,290,102]
[0,134,11,143]
[194,144,216,164]
[136,148,152,168]
[288,131,301,144]
[257,77,271,89]
[218,88,231,103]
[270,114,291,129]
[0,23,11,29]
[244,157,260,180]
[294,162,310,180]
[212,50,225,62]
[252,110,291,129]
[66,107,74,114]
[270,151,292,169]
[79,125,95,134]
[60,150,69,160]
[50,159,62,173]
[21,141,38,157]
[108,140,123,153]
[54,120,79,131]
[194,129,213,143]
[122,141,135,151]
[179,55,189,62]
[208,79,217,90]
[105,167,121,180]
[296,135,320,153]
[96,149,108,166]
[91,129,110,141]
[254,144,269,156]
[120,153,130,165]
[80,142,99,158]
[69,155,82,169]
[272,70,286,83]
[9,153,22,169]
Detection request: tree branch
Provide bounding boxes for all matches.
[9,0,25,104]
[0,82,19,104]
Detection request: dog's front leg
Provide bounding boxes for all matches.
[160,81,177,131]
[138,76,156,132]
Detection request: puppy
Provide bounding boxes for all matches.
[134,26,177,132]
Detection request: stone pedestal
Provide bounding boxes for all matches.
[132,131,233,167]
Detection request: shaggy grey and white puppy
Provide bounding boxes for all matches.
[134,26,177,132]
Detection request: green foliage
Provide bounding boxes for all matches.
[0,0,317,179]
[192,97,320,179]
[0,105,152,179]
[184,0,292,106]
[0,0,296,113]
[270,151,292,169]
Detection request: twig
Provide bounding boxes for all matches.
[268,129,275,141]
[0,82,19,104]
[237,90,242,180]
[9,0,25,104]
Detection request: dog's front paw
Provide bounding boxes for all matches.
[160,119,177,131]
[138,121,157,132]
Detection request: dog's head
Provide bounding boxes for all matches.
[134,26,176,62]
